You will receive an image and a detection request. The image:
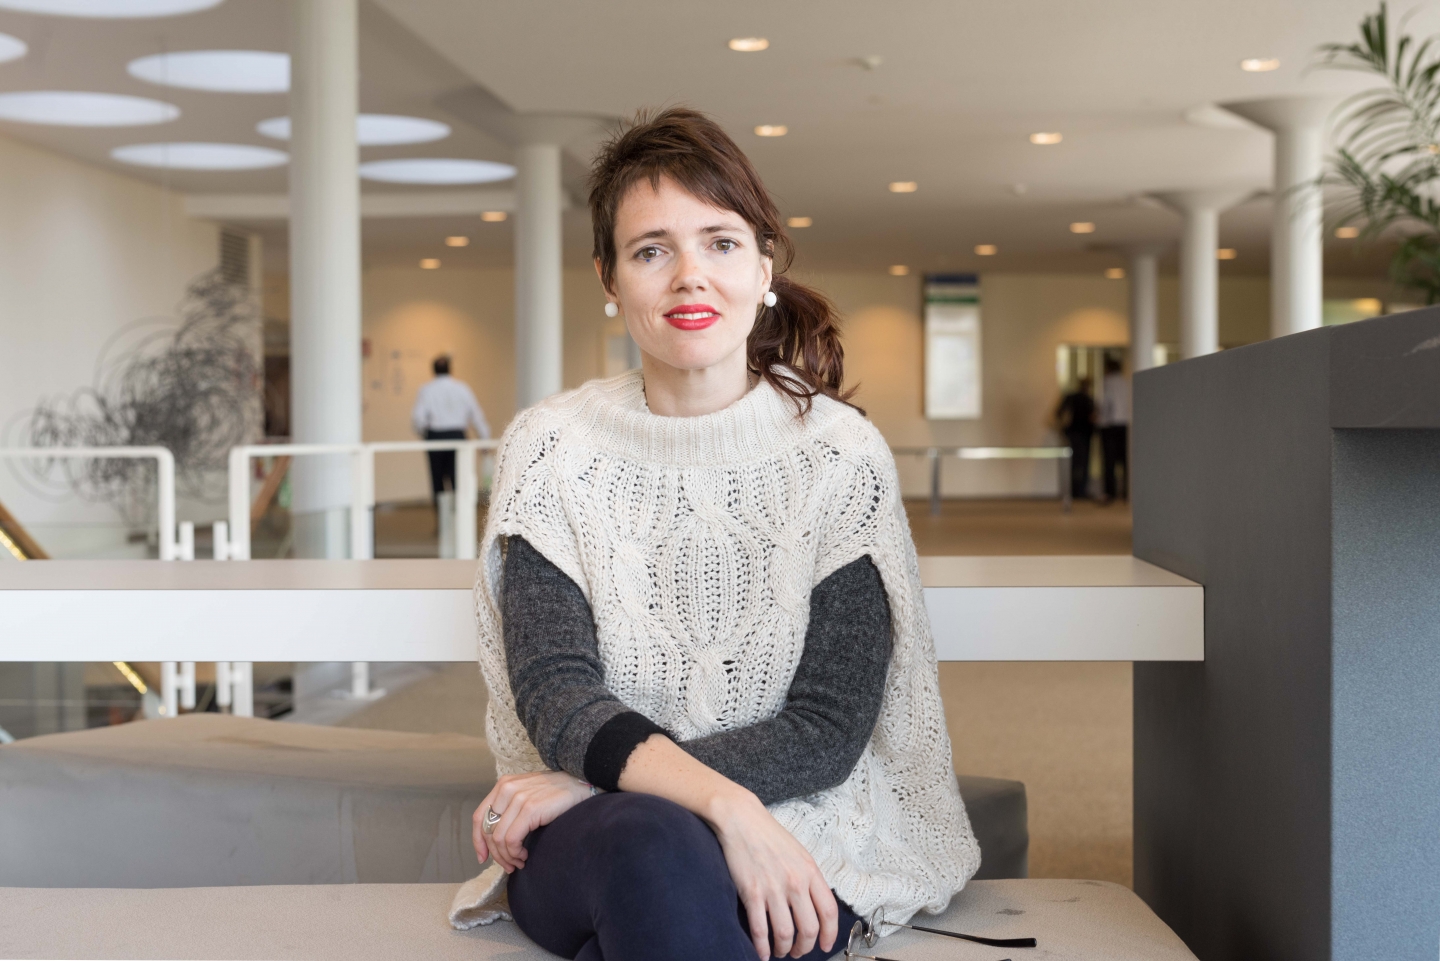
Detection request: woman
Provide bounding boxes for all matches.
[463,108,978,961]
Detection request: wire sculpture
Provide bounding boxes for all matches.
[11,269,262,521]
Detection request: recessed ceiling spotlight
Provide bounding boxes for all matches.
[1335,225,1360,239]
[258,114,450,146]
[1216,247,1238,260]
[0,91,178,126]
[728,37,769,52]
[888,265,910,276]
[1106,267,1126,279]
[128,50,289,93]
[889,181,918,193]
[419,258,441,270]
[787,216,812,228]
[1070,222,1096,234]
[111,142,288,170]
[359,158,516,185]
[975,244,997,256]
[445,236,469,247]
[1030,132,1062,145]
[1240,58,1280,72]
[0,0,221,16]
[480,211,508,223]
[0,32,26,62]
[754,124,787,137]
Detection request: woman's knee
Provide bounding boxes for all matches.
[587,794,728,889]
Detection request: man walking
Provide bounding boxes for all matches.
[1097,355,1130,504]
[1055,377,1096,500]
[411,355,490,507]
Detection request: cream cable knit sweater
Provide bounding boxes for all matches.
[470,369,979,924]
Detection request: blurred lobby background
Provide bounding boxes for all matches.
[0,0,1419,892]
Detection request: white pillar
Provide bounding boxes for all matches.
[1126,244,1164,372]
[1153,190,1254,359]
[1221,97,1336,339]
[515,140,564,408]
[289,0,361,558]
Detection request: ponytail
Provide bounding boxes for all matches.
[749,274,859,415]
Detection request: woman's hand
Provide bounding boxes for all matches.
[708,790,839,960]
[472,771,593,873]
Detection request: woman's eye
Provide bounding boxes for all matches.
[714,238,737,253]
[637,246,661,262]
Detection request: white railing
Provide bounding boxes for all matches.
[0,446,178,559]
[220,439,498,713]
[224,440,497,562]
[892,445,1074,515]
[0,445,201,718]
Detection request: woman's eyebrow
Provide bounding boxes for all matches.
[622,227,670,248]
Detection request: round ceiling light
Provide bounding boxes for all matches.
[728,37,769,52]
[754,124,787,137]
[889,181,918,193]
[0,91,179,126]
[359,158,515,185]
[0,32,27,62]
[1030,132,1063,145]
[128,50,288,93]
[0,0,222,16]
[1070,222,1096,234]
[111,142,287,170]
[257,113,451,146]
[975,244,997,256]
[787,216,812,228]
[1240,58,1280,72]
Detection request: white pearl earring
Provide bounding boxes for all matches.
[763,290,777,307]
[604,302,619,318]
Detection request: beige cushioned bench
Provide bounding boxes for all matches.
[0,714,1027,886]
[0,879,1196,960]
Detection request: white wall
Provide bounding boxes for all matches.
[356,264,1399,502]
[0,133,221,553]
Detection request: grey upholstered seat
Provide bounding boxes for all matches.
[0,714,1027,887]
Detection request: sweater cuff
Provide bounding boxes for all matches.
[583,711,668,792]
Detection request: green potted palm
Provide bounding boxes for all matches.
[1322,2,1440,302]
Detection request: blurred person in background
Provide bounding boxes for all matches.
[411,355,491,508]
[1055,377,1095,500]
[1097,355,1129,505]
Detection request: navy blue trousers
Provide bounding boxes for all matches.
[508,793,858,961]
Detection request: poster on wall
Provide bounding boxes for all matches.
[924,273,981,419]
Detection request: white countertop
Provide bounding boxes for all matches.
[0,556,1202,663]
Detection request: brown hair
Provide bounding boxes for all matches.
[589,107,856,415]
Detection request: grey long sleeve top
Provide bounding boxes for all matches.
[501,535,892,806]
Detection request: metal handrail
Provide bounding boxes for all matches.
[220,439,499,715]
[224,439,499,563]
[891,445,1074,515]
[0,446,178,559]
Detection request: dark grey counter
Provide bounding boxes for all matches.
[1133,308,1440,961]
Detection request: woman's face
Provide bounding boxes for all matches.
[600,175,772,374]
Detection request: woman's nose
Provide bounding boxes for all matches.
[671,249,707,291]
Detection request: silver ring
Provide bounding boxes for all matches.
[482,806,502,835]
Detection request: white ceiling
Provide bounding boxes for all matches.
[0,0,1421,276]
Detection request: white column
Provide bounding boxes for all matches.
[1221,97,1336,339]
[1153,190,1253,359]
[515,140,564,408]
[1126,244,1164,372]
[288,0,361,558]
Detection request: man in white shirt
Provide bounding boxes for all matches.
[1098,354,1130,504]
[411,355,491,507]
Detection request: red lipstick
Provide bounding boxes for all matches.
[664,303,720,330]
